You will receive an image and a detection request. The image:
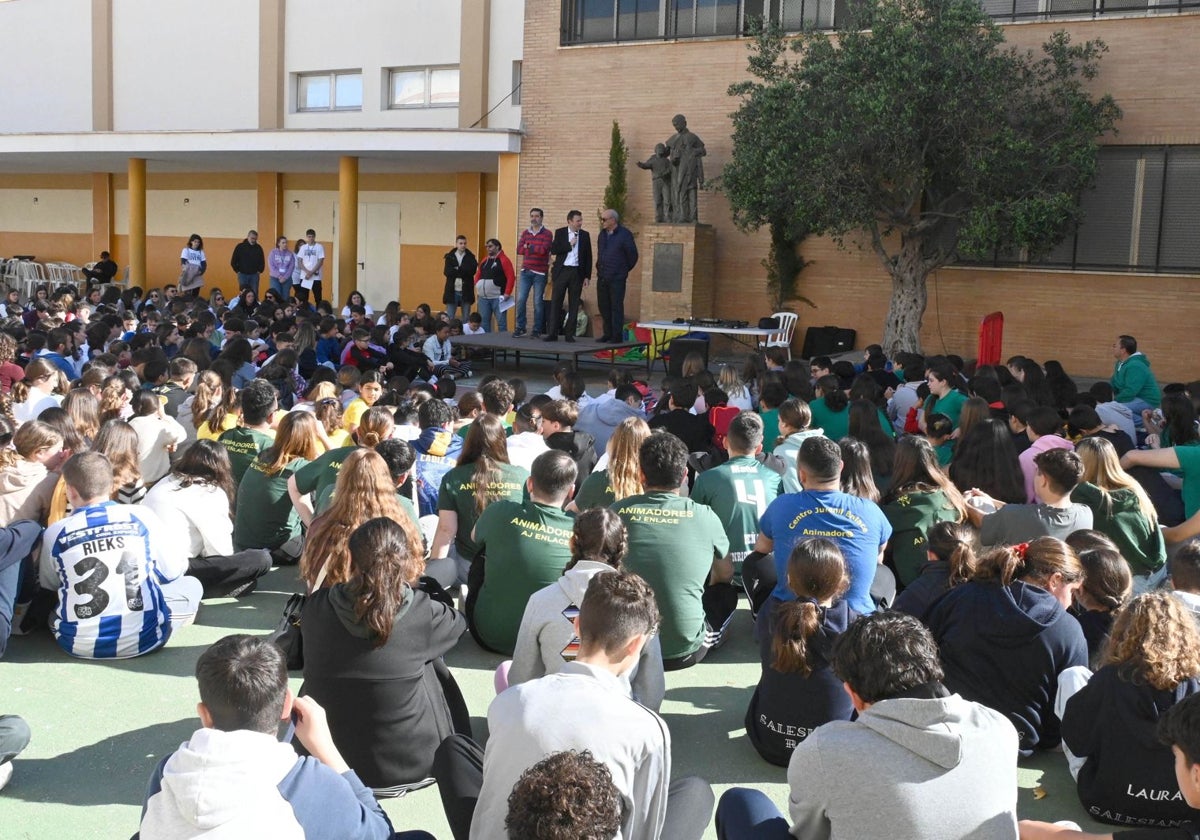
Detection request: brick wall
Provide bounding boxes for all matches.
[519,9,1200,381]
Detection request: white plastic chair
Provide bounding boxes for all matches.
[759,311,799,359]
[17,261,46,301]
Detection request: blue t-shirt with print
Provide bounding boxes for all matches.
[759,489,893,614]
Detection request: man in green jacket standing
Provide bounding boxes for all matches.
[1110,334,1160,428]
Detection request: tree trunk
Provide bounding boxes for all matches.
[881,238,929,357]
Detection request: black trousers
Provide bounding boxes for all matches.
[432,734,715,840]
[188,549,272,598]
[546,265,583,338]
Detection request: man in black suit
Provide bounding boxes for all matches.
[544,210,592,342]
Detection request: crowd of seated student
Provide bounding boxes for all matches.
[11,284,1200,837]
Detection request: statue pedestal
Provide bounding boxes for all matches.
[637,223,716,322]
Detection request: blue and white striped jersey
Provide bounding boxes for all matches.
[39,502,188,659]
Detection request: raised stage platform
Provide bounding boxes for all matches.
[452,332,649,372]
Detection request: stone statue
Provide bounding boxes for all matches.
[664,114,706,223]
[636,143,673,223]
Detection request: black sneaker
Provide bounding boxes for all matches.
[530,331,542,339]
[513,329,527,338]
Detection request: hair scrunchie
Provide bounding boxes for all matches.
[1013,542,1030,561]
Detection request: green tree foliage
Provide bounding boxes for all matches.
[601,120,630,225]
[723,0,1121,354]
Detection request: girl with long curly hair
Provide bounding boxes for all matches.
[300,448,420,590]
[1059,592,1200,825]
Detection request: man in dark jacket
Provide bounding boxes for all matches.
[230,230,266,296]
[442,235,478,322]
[544,210,593,342]
[595,208,638,343]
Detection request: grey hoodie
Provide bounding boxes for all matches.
[577,397,646,457]
[787,694,1019,839]
[508,560,665,710]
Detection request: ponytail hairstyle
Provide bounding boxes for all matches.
[12,358,57,405]
[355,405,395,449]
[772,538,849,675]
[926,521,977,587]
[974,536,1083,589]
[816,374,848,412]
[1076,545,1132,613]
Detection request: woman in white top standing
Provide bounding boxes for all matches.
[11,359,64,425]
[128,391,188,485]
[142,439,270,598]
[179,233,207,296]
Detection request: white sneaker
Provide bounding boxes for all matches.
[9,602,29,636]
[0,761,13,792]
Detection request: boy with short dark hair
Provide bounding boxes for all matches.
[218,379,277,485]
[139,634,430,840]
[39,452,201,658]
[615,432,734,668]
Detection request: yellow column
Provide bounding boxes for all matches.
[91,172,113,258]
[455,172,486,252]
[128,158,146,289]
[337,156,359,305]
[496,153,520,253]
[257,172,283,242]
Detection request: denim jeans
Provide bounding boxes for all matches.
[515,269,547,334]
[1121,397,1154,430]
[236,272,260,296]
[268,276,289,299]
[446,293,470,322]
[715,788,792,840]
[476,297,506,333]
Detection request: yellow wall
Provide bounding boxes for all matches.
[0,190,92,234]
[400,244,450,310]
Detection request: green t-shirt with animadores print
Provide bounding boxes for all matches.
[234,456,308,551]
[437,462,528,559]
[218,427,275,485]
[574,470,614,511]
[471,499,575,654]
[613,491,729,660]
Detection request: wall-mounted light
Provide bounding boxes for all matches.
[437,201,446,210]
[32,197,38,205]
[293,200,301,208]
[183,197,190,205]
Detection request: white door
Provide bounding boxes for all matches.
[355,203,402,309]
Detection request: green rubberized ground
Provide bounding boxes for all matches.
[0,357,1111,839]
